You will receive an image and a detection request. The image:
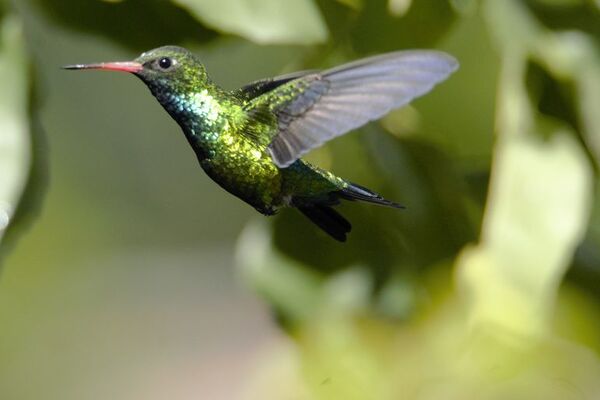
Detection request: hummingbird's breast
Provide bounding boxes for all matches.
[160,89,283,213]
[198,129,283,214]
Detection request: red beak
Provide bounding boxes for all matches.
[63,61,143,73]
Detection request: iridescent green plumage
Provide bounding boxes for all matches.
[65,45,458,241]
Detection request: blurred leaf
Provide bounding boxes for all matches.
[387,0,412,16]
[30,0,218,51]
[449,0,478,15]
[525,0,600,40]
[458,133,593,334]
[377,13,498,169]
[487,0,600,162]
[365,133,478,265]
[197,38,308,89]
[313,0,358,48]
[0,12,32,254]
[246,283,600,400]
[532,0,585,5]
[172,0,328,45]
[570,181,600,296]
[334,0,363,11]
[237,220,323,325]
[350,0,457,53]
[455,0,595,335]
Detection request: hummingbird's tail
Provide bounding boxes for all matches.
[296,182,403,242]
[297,204,351,242]
[285,162,403,241]
[339,182,405,209]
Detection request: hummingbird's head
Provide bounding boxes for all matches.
[64,45,209,99]
[132,46,209,96]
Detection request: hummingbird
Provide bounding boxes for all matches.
[65,46,457,242]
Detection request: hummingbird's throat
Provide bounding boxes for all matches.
[154,88,225,140]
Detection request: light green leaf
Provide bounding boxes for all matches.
[236,220,323,323]
[172,0,328,45]
[236,220,375,324]
[457,134,593,336]
[388,0,411,16]
[335,0,363,11]
[0,15,30,246]
[449,0,478,14]
[457,0,595,337]
[485,0,600,164]
[533,0,585,6]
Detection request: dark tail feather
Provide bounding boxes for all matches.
[339,182,405,209]
[298,204,352,242]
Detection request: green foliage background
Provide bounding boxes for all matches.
[1,0,600,399]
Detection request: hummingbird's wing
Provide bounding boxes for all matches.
[234,70,317,101]
[248,51,458,168]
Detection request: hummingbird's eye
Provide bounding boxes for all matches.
[158,57,173,70]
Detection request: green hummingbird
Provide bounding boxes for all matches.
[65,46,457,241]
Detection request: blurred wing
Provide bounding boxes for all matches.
[262,51,459,168]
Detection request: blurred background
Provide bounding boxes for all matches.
[1,0,600,399]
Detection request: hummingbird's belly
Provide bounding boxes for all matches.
[198,136,282,214]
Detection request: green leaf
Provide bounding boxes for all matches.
[350,0,456,53]
[531,0,586,8]
[236,220,323,325]
[32,0,218,50]
[334,0,363,11]
[449,0,478,15]
[172,0,328,45]
[458,133,593,335]
[455,0,595,335]
[387,0,412,16]
[485,0,600,166]
[0,14,31,248]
